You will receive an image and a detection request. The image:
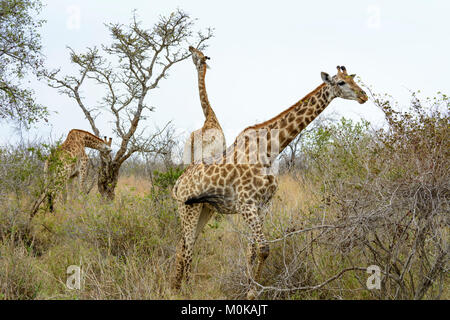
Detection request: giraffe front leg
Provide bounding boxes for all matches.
[62,180,69,204]
[78,157,88,195]
[246,241,257,277]
[57,167,70,206]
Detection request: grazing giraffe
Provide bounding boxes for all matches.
[31,129,112,216]
[183,46,226,164]
[172,66,368,298]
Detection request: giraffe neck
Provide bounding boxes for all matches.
[271,83,335,152]
[197,64,219,124]
[63,130,106,152]
[225,83,336,164]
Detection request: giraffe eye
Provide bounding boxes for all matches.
[338,81,346,86]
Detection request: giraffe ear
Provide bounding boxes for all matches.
[321,72,333,84]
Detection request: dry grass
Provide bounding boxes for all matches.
[0,174,447,300]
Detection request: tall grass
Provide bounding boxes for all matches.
[0,91,448,300]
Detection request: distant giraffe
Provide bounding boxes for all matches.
[30,129,111,216]
[183,46,226,164]
[172,66,368,298]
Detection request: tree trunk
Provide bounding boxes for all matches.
[97,153,119,201]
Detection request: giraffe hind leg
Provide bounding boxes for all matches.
[173,237,186,290]
[172,202,203,290]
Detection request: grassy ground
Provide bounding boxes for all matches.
[0,174,447,300]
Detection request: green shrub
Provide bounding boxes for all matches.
[152,167,184,190]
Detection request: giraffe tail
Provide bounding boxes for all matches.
[184,193,225,210]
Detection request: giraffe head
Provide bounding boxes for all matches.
[100,136,112,153]
[189,46,210,69]
[103,136,112,147]
[321,66,368,104]
[82,133,112,153]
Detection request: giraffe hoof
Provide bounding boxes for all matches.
[171,281,181,291]
[171,277,183,291]
[246,289,257,300]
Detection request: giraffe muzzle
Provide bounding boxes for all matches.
[358,95,368,104]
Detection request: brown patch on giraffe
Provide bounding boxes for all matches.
[266,175,275,185]
[297,107,307,116]
[205,165,215,175]
[287,113,295,123]
[225,163,234,171]
[299,122,306,131]
[203,176,211,185]
[225,170,237,184]
[211,175,219,184]
[242,170,252,180]
[253,177,263,187]
[287,123,296,134]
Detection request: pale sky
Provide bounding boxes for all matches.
[1,0,449,147]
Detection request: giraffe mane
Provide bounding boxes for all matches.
[67,129,106,143]
[243,83,326,131]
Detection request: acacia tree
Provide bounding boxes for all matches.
[0,0,47,125]
[45,10,213,200]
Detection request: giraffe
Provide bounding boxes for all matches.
[31,129,112,216]
[171,66,368,298]
[183,46,226,164]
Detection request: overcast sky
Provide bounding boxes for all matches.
[1,0,449,146]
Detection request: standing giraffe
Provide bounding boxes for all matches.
[183,46,226,164]
[172,66,368,298]
[30,129,112,216]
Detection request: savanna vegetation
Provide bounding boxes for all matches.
[0,89,448,300]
